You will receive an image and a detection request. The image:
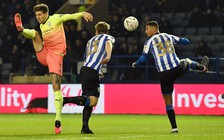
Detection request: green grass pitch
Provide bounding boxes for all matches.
[0,114,223,140]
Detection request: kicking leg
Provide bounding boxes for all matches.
[63,95,98,107]
[63,96,90,106]
[64,95,98,134]
[181,56,209,72]
[14,13,43,52]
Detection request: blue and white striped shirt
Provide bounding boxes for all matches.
[143,33,180,72]
[83,34,115,72]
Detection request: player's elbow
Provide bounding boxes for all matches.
[178,38,190,45]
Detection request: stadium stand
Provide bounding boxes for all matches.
[210,27,223,35]
[1,0,224,83]
[197,27,210,35]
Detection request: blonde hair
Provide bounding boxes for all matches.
[95,21,110,34]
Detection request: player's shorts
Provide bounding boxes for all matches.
[158,64,187,94]
[80,66,100,97]
[36,46,63,76]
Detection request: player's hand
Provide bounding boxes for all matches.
[82,12,93,22]
[99,71,104,79]
[132,62,136,68]
[101,58,109,65]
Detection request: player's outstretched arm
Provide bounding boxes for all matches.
[60,12,93,22]
[171,35,190,45]
[132,54,148,68]
[177,38,190,45]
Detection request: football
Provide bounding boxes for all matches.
[123,16,139,31]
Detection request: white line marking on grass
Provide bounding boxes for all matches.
[60,133,224,140]
[120,135,147,139]
[120,133,224,139]
[68,137,96,140]
[181,134,224,137]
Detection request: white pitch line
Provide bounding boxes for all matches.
[120,133,224,139]
[60,133,224,140]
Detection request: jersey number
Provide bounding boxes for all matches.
[90,40,99,54]
[155,40,174,57]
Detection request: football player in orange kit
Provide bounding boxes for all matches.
[14,3,93,134]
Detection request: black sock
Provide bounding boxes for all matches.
[167,109,177,129]
[63,96,89,106]
[82,106,93,129]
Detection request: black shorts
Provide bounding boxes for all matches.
[80,66,100,97]
[158,63,188,94]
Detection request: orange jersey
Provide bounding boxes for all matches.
[40,13,83,55]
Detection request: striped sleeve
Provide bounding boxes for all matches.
[170,35,180,44]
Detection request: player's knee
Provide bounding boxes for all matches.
[180,59,190,71]
[185,58,192,64]
[165,100,172,106]
[50,74,61,91]
[163,94,173,105]
[52,84,60,91]
[89,96,98,107]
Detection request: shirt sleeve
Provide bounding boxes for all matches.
[107,35,115,43]
[170,35,180,44]
[143,39,152,54]
[170,34,190,45]
[57,12,83,23]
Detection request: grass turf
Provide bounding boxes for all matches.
[0,114,223,140]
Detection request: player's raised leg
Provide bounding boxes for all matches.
[180,56,209,72]
[63,95,97,134]
[63,96,90,106]
[14,13,23,31]
[14,13,36,39]
[14,13,43,52]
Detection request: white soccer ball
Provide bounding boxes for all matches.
[123,16,139,31]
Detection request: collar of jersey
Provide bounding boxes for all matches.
[42,16,50,24]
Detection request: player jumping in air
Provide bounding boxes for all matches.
[63,21,115,134]
[14,3,93,134]
[132,21,209,133]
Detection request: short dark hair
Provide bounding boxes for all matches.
[95,21,110,34]
[146,21,159,29]
[33,4,49,13]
